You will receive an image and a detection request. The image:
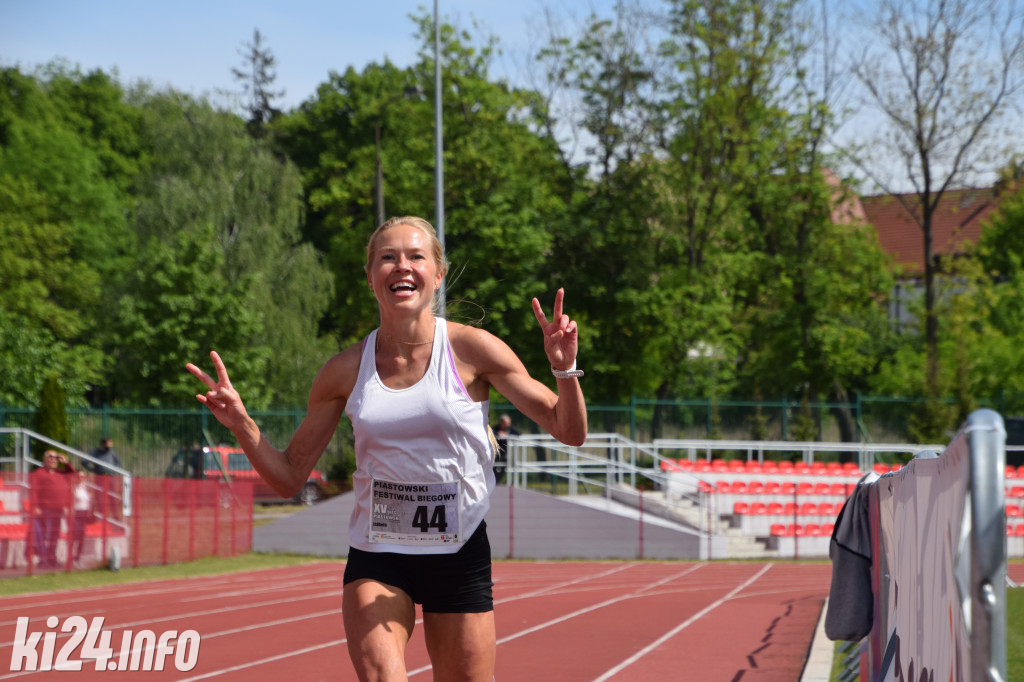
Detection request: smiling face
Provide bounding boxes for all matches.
[365,220,445,313]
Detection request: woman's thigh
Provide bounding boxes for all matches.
[342,578,416,682]
[422,610,496,682]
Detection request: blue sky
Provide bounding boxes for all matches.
[0,0,619,110]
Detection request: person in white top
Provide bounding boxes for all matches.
[186,216,587,681]
[71,469,93,563]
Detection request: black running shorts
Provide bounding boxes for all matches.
[343,521,494,613]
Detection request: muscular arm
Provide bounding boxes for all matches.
[453,289,587,446]
[479,334,587,446]
[187,346,359,498]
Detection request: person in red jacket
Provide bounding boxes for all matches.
[29,450,75,568]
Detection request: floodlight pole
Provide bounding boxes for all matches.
[434,0,446,317]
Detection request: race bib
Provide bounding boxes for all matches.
[369,479,462,545]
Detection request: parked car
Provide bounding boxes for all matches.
[164,445,328,505]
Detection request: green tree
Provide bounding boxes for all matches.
[532,5,695,407]
[0,66,123,403]
[277,13,567,377]
[843,0,1024,420]
[114,93,335,407]
[33,374,69,456]
[232,28,285,138]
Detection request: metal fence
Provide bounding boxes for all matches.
[5,393,1021,479]
[0,428,252,578]
[500,432,960,559]
[0,406,352,479]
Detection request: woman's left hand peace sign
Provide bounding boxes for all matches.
[532,288,579,371]
[185,351,251,431]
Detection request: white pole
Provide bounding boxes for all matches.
[434,0,446,317]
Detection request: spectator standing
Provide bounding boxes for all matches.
[492,414,520,484]
[29,450,75,568]
[71,470,94,564]
[85,437,120,474]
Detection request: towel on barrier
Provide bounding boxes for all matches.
[825,472,878,641]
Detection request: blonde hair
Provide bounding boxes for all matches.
[365,216,449,314]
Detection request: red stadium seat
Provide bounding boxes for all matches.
[1008,466,1018,479]
[750,503,767,515]
[873,463,890,474]
[822,523,835,535]
[678,459,694,470]
[805,523,823,536]
[813,482,830,495]
[819,503,836,516]
[731,481,748,494]
[728,460,745,472]
[748,481,765,495]
[829,483,848,496]
[765,482,782,494]
[711,459,729,472]
[843,462,861,475]
[778,461,795,473]
[1010,487,1024,499]
[799,502,818,516]
[733,502,750,515]
[1015,524,1024,537]
[770,523,789,536]
[716,481,732,493]
[768,502,784,515]
[745,461,763,474]
[782,482,797,495]
[797,482,814,495]
[784,502,798,515]
[761,461,779,474]
[1007,505,1022,518]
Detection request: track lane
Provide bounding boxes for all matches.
[0,561,832,681]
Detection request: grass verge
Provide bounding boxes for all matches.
[0,553,341,598]
[828,583,1024,681]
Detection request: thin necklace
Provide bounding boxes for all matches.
[383,332,434,345]
[382,321,435,346]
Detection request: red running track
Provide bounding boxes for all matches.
[0,561,833,681]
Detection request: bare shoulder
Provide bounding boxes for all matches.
[310,341,364,403]
[446,320,522,373]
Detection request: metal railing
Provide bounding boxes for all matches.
[1,427,132,517]
[502,433,955,552]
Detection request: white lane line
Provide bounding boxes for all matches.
[185,563,647,680]
[590,563,774,682]
[0,575,341,628]
[173,638,349,682]
[0,590,342,651]
[495,562,641,604]
[0,564,340,616]
[406,564,706,677]
[0,609,345,679]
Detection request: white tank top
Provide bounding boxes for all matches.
[344,318,494,554]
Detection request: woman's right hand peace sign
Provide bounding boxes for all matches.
[186,351,250,431]
[532,288,579,371]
